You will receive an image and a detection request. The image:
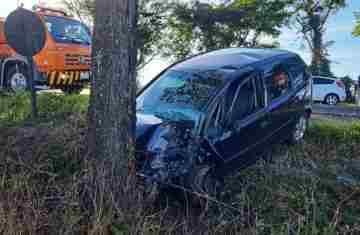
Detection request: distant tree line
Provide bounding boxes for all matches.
[62,0,348,78]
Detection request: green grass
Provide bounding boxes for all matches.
[0,93,359,234]
[338,102,360,108]
[0,92,89,127]
[221,118,360,234]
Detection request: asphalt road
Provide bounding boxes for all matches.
[313,104,360,118]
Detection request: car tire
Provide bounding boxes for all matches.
[186,165,223,208]
[5,65,29,92]
[324,94,339,105]
[289,114,308,145]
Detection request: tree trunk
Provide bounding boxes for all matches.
[311,14,322,76]
[88,0,137,178]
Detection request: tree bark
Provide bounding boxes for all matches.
[88,0,137,178]
[310,14,323,76]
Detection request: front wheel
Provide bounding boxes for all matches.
[5,65,28,92]
[186,165,223,207]
[289,115,308,144]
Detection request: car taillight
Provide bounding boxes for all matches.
[336,80,345,89]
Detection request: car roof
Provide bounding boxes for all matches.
[312,76,337,80]
[172,48,296,72]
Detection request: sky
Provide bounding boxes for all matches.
[1,0,359,85]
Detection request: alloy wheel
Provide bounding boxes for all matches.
[325,94,339,105]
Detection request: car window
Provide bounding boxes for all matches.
[265,66,290,101]
[205,73,265,138]
[313,77,334,85]
[229,79,257,122]
[205,80,241,139]
[254,75,265,108]
[206,103,223,138]
[285,57,308,88]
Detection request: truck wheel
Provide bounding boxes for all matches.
[61,86,83,95]
[289,114,308,145]
[5,65,28,92]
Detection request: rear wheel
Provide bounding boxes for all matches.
[61,86,83,95]
[5,65,28,92]
[324,94,339,105]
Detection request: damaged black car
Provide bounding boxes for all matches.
[136,48,312,200]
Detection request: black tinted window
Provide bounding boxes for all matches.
[230,79,256,121]
[313,77,334,85]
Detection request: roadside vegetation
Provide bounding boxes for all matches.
[0,92,89,127]
[0,93,359,234]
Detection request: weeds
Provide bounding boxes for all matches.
[0,94,360,234]
[0,92,88,127]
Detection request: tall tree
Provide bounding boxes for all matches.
[162,0,292,61]
[353,11,360,37]
[291,0,346,76]
[87,0,137,177]
[61,0,94,26]
[61,0,168,70]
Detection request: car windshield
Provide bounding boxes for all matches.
[44,15,91,45]
[137,70,227,121]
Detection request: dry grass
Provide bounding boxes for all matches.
[0,94,360,235]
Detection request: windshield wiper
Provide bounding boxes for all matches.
[70,37,91,45]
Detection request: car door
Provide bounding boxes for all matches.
[204,72,271,173]
[313,77,335,101]
[312,77,323,101]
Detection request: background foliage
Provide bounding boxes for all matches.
[161,0,292,60]
[354,12,360,37]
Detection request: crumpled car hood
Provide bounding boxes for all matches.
[136,113,163,140]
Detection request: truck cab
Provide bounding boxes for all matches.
[0,6,91,93]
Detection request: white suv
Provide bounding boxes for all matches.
[312,76,346,105]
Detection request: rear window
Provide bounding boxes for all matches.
[313,77,334,85]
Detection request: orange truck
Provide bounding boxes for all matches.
[0,6,91,93]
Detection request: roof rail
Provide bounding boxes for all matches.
[33,5,69,17]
